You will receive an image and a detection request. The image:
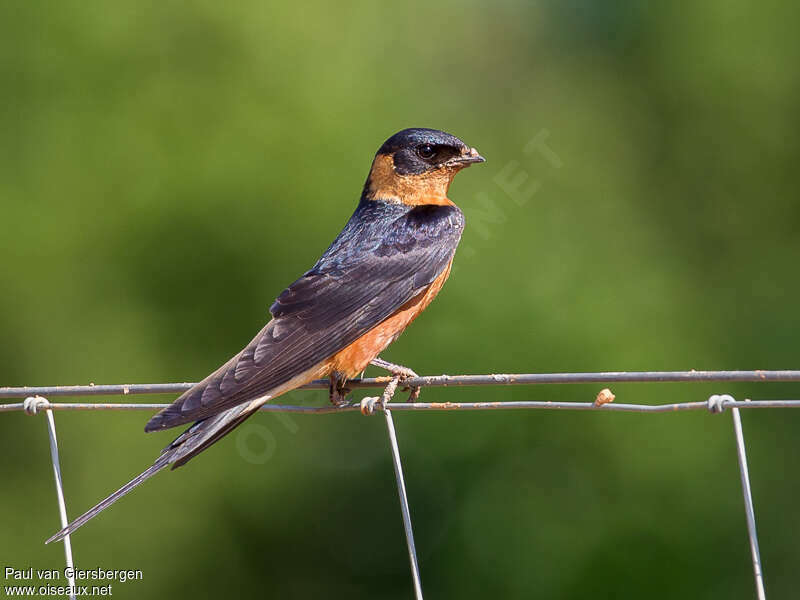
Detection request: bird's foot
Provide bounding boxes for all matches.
[369,357,421,402]
[329,371,351,407]
[361,375,401,416]
[370,357,418,379]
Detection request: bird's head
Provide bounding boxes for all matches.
[364,128,485,206]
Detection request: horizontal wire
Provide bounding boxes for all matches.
[12,374,786,600]
[2,370,800,399]
[2,399,800,414]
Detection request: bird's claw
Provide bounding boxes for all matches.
[360,396,380,415]
[360,372,403,416]
[330,394,350,408]
[329,372,352,407]
[391,365,418,380]
[369,357,421,403]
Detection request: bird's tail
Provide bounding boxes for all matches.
[45,457,170,544]
[45,402,260,544]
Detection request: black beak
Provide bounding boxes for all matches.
[448,147,486,166]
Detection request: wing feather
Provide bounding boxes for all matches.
[145,201,464,431]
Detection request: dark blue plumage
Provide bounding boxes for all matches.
[145,197,464,433]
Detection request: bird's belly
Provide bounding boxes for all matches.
[329,260,453,378]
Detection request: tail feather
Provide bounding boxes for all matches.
[45,457,169,544]
[168,404,258,469]
[45,402,260,544]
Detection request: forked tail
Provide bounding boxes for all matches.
[45,457,169,544]
[46,402,260,544]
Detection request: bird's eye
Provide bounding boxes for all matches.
[416,144,436,160]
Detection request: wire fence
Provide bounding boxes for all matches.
[5,370,799,599]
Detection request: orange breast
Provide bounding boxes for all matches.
[329,259,454,378]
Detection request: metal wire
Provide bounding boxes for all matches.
[7,371,797,599]
[30,400,77,600]
[731,400,767,600]
[384,406,424,599]
[2,369,800,399]
[2,398,800,413]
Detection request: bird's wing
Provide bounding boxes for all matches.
[145,202,464,431]
[46,202,465,544]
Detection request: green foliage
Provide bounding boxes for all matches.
[2,1,799,597]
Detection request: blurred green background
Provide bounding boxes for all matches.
[2,1,799,598]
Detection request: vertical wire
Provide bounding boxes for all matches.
[731,404,766,600]
[44,408,77,600]
[383,407,424,600]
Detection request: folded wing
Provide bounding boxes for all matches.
[145,201,464,431]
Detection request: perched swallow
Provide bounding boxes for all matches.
[47,127,484,543]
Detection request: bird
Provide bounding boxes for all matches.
[46,127,484,544]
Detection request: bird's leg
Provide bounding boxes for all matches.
[360,375,401,416]
[329,370,351,407]
[370,357,418,379]
[369,357,421,402]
